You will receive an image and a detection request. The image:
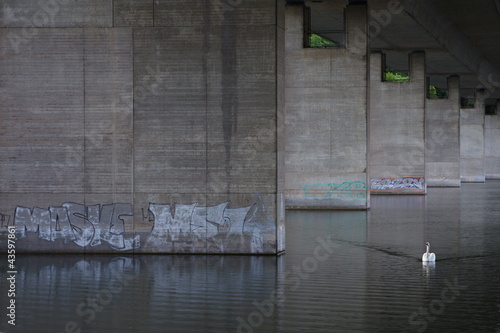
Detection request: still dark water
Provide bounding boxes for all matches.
[1,182,500,333]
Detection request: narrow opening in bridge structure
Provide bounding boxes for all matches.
[427,75,448,99]
[382,51,411,82]
[485,104,497,115]
[460,89,475,108]
[303,1,345,48]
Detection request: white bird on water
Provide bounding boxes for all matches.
[422,242,436,262]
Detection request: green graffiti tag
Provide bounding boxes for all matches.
[303,181,367,200]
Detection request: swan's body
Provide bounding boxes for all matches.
[422,242,436,262]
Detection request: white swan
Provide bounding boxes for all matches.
[422,242,436,262]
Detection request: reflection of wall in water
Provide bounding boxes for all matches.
[7,255,278,332]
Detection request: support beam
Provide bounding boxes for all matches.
[485,100,500,179]
[402,0,500,98]
[460,90,485,182]
[368,51,426,194]
[425,75,461,187]
[285,3,369,209]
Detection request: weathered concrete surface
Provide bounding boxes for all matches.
[155,0,276,27]
[0,0,283,254]
[114,0,153,27]
[460,90,485,183]
[425,76,461,187]
[133,26,207,196]
[0,0,113,27]
[0,28,85,193]
[368,51,426,194]
[284,4,368,209]
[485,113,500,180]
[84,28,134,194]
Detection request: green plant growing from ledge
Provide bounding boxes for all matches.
[461,97,475,108]
[427,85,448,99]
[384,67,410,82]
[308,33,340,48]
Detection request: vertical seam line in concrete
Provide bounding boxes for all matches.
[275,0,279,249]
[83,28,87,204]
[329,43,333,182]
[132,28,135,217]
[364,5,370,209]
[152,0,155,27]
[421,51,427,188]
[204,0,210,253]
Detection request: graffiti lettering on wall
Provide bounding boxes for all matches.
[143,199,276,253]
[1,212,11,228]
[14,203,139,251]
[11,197,276,253]
[303,181,367,200]
[370,177,425,192]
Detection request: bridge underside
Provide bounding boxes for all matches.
[0,0,498,253]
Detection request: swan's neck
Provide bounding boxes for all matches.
[426,245,430,254]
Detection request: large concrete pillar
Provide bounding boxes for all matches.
[425,75,461,186]
[485,101,500,179]
[284,3,369,209]
[0,0,283,254]
[460,89,485,182]
[368,51,426,194]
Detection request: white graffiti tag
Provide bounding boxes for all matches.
[370,177,425,191]
[14,203,139,251]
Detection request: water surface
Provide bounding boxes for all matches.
[1,181,500,332]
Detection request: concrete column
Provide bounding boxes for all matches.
[368,51,426,194]
[0,28,85,196]
[277,0,286,252]
[0,0,283,254]
[285,3,368,209]
[460,89,485,182]
[485,100,500,179]
[425,75,461,186]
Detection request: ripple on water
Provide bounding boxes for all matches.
[1,182,500,332]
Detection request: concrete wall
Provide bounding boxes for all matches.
[0,0,283,254]
[485,112,500,179]
[284,3,369,209]
[425,75,461,186]
[368,51,426,194]
[460,90,485,182]
[276,0,286,252]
